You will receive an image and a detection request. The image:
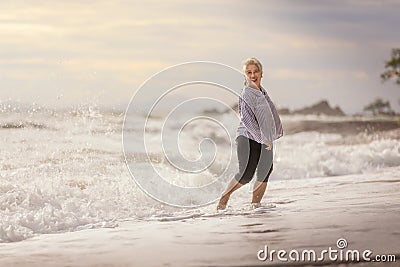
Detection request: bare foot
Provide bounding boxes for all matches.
[217,195,230,210]
[216,204,226,211]
[250,202,262,209]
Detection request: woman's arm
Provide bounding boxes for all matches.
[253,99,276,149]
[240,88,276,150]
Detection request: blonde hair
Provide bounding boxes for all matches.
[242,57,263,74]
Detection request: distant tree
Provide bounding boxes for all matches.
[381,48,400,85]
[363,98,394,115]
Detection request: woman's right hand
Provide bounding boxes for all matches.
[265,141,272,150]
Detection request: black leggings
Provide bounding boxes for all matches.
[234,135,273,185]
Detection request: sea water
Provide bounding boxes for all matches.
[1,106,399,242]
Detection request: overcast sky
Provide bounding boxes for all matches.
[1,0,399,114]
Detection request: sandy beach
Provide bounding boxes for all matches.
[1,168,399,267]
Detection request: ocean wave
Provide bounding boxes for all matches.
[1,121,49,130]
[273,132,400,179]
[1,109,399,243]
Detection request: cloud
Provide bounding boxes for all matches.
[271,68,368,81]
[0,0,399,112]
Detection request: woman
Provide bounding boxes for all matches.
[217,58,283,210]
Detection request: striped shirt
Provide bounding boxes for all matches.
[236,85,283,144]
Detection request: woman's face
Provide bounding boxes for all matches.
[245,64,262,89]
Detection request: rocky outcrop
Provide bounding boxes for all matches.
[291,100,345,116]
[224,100,345,116]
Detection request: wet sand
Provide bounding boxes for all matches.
[282,117,400,136]
[1,169,399,267]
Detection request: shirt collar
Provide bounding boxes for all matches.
[245,85,266,96]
